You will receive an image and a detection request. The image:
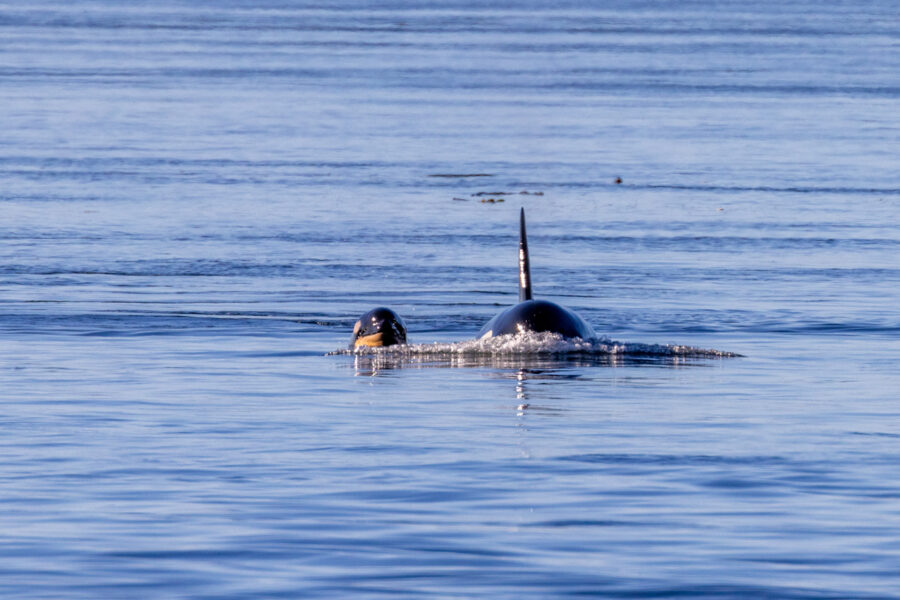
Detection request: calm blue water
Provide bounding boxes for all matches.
[2,1,900,597]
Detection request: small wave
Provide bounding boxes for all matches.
[328,331,739,360]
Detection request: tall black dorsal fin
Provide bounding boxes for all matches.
[518,207,532,301]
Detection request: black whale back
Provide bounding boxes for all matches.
[477,299,594,339]
[477,209,595,340]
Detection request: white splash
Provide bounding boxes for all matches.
[328,331,739,358]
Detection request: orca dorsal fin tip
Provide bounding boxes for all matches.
[518,208,533,301]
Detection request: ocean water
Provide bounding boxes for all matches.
[2,1,900,597]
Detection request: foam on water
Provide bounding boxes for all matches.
[330,331,739,359]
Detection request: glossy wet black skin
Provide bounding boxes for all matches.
[350,307,408,348]
[477,299,595,340]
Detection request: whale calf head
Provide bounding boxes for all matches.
[350,307,407,348]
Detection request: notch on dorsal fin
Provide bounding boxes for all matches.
[518,207,532,301]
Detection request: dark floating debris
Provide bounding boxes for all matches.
[615,177,623,184]
[455,189,543,202]
[428,173,493,178]
[472,190,543,197]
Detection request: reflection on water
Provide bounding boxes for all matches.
[514,370,573,416]
[349,349,721,376]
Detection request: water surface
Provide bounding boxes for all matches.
[2,1,900,597]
